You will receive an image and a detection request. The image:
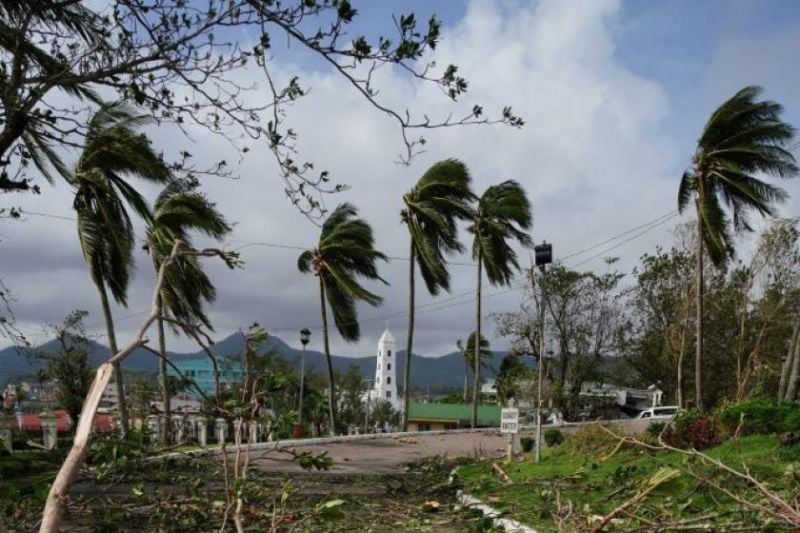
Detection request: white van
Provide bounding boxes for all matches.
[636,406,679,420]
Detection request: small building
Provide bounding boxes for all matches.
[406,402,500,431]
[167,357,245,397]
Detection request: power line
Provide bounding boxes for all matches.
[15,207,684,340]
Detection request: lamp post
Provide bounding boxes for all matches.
[533,241,552,464]
[298,328,311,428]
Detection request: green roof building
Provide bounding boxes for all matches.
[407,402,500,431]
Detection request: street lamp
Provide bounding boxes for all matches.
[298,328,311,429]
[533,241,552,464]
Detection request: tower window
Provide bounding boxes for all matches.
[386,391,391,398]
[387,350,392,357]
[387,377,391,384]
[387,363,391,370]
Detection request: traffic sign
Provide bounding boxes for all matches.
[500,407,519,434]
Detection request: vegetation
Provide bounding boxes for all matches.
[401,159,474,429]
[678,86,798,411]
[144,178,231,443]
[1,2,799,528]
[71,102,173,434]
[459,432,800,531]
[457,331,493,402]
[298,204,387,433]
[469,181,532,427]
[544,429,564,448]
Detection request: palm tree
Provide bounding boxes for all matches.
[145,179,231,443]
[678,86,797,412]
[298,203,387,433]
[70,102,171,435]
[400,159,474,429]
[457,332,492,401]
[469,181,532,427]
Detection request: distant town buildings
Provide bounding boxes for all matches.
[167,357,245,396]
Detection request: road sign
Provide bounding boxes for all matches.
[500,407,519,434]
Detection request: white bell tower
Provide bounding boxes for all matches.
[372,327,399,410]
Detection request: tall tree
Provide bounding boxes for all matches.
[400,159,474,429]
[468,181,532,426]
[71,102,171,435]
[678,86,797,411]
[145,178,231,443]
[298,203,386,433]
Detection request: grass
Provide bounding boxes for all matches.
[457,434,800,531]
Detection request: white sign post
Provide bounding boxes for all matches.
[501,401,519,462]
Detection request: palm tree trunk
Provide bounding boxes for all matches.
[96,279,129,435]
[403,243,415,431]
[779,321,799,400]
[471,257,483,428]
[694,212,705,413]
[157,294,170,446]
[319,276,337,434]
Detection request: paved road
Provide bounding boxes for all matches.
[249,431,513,475]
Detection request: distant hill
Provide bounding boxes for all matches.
[0,332,521,392]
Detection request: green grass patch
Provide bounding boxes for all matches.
[457,435,798,531]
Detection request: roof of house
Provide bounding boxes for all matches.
[407,402,500,426]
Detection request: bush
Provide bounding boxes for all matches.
[565,424,620,456]
[663,409,720,450]
[716,399,800,436]
[646,421,667,437]
[520,436,535,453]
[544,429,564,447]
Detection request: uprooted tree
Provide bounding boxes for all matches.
[0,1,522,215]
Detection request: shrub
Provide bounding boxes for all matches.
[520,436,535,453]
[663,409,720,450]
[646,421,667,439]
[565,424,620,456]
[544,429,564,447]
[716,399,800,436]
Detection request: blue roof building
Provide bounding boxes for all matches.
[167,357,245,397]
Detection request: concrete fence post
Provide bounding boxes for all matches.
[215,418,227,444]
[0,414,12,453]
[39,409,58,450]
[197,417,208,447]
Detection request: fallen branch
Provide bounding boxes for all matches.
[40,242,238,533]
[491,462,513,485]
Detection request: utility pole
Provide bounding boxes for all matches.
[298,328,311,427]
[533,241,552,464]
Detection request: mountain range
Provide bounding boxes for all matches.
[0,332,519,392]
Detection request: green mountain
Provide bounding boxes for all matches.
[0,332,518,392]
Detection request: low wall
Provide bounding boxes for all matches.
[155,418,653,461]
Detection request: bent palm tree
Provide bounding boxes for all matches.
[145,179,231,443]
[298,203,387,433]
[457,332,492,401]
[469,181,532,427]
[70,102,171,435]
[401,159,474,429]
[678,86,797,412]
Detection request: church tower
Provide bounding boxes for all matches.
[372,327,399,410]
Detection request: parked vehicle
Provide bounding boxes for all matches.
[635,406,679,420]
